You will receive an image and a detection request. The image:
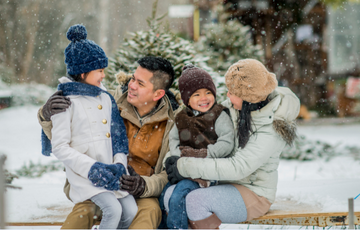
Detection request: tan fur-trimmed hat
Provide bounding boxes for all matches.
[225,59,278,103]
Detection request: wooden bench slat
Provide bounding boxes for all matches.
[6,212,360,227]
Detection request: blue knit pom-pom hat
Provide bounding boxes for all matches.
[64,24,108,75]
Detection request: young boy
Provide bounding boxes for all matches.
[162,65,235,229]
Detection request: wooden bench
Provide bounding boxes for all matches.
[6,198,358,228]
[242,211,360,227]
[7,211,359,228]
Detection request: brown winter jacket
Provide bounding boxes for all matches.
[112,88,179,198]
[38,81,181,199]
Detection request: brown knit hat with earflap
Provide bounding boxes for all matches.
[225,59,278,103]
[178,64,216,106]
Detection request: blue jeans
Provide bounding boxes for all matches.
[163,180,200,229]
[158,182,172,229]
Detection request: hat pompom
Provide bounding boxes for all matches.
[182,64,195,71]
[67,24,87,42]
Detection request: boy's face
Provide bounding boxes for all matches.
[127,66,164,115]
[82,69,105,87]
[188,88,215,113]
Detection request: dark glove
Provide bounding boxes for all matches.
[120,165,146,198]
[180,146,207,158]
[42,90,71,121]
[165,156,185,185]
[88,162,120,191]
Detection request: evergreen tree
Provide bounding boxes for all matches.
[104,0,218,91]
[196,4,264,76]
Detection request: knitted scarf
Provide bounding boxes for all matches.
[41,82,129,157]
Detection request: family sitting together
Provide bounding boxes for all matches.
[38,24,300,229]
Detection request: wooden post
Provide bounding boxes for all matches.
[193,7,200,42]
[0,155,6,229]
[349,198,355,229]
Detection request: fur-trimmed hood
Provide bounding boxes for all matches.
[268,87,300,145]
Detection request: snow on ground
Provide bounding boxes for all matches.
[0,106,73,223]
[1,105,360,228]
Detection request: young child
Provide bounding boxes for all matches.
[161,65,235,229]
[41,24,137,229]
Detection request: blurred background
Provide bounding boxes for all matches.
[1,0,360,119]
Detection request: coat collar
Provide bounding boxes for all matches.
[41,78,129,156]
[222,87,300,145]
[117,91,174,128]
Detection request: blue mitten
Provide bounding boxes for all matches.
[106,163,127,180]
[103,163,126,190]
[88,162,120,190]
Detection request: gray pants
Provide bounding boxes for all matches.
[184,184,247,223]
[91,192,138,229]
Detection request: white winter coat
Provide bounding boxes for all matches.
[51,77,128,204]
[177,87,300,203]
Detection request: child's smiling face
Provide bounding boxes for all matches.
[188,88,215,113]
[82,69,105,87]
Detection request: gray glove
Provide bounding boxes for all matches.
[42,90,71,121]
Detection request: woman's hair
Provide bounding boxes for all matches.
[67,72,90,82]
[237,98,270,148]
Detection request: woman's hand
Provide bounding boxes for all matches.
[165,156,185,184]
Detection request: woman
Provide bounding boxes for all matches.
[165,59,300,229]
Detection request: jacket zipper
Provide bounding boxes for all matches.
[134,129,139,138]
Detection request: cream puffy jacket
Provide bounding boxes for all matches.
[51,77,128,204]
[177,87,300,203]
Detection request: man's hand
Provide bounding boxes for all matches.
[120,165,146,198]
[180,146,207,158]
[42,90,71,121]
[165,156,185,184]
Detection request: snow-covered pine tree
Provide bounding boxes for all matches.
[196,4,264,76]
[104,0,218,91]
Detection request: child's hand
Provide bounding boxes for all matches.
[192,178,211,188]
[88,162,121,191]
[180,146,207,158]
[106,163,126,179]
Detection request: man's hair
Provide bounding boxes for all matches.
[137,56,175,91]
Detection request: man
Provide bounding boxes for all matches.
[38,56,181,229]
